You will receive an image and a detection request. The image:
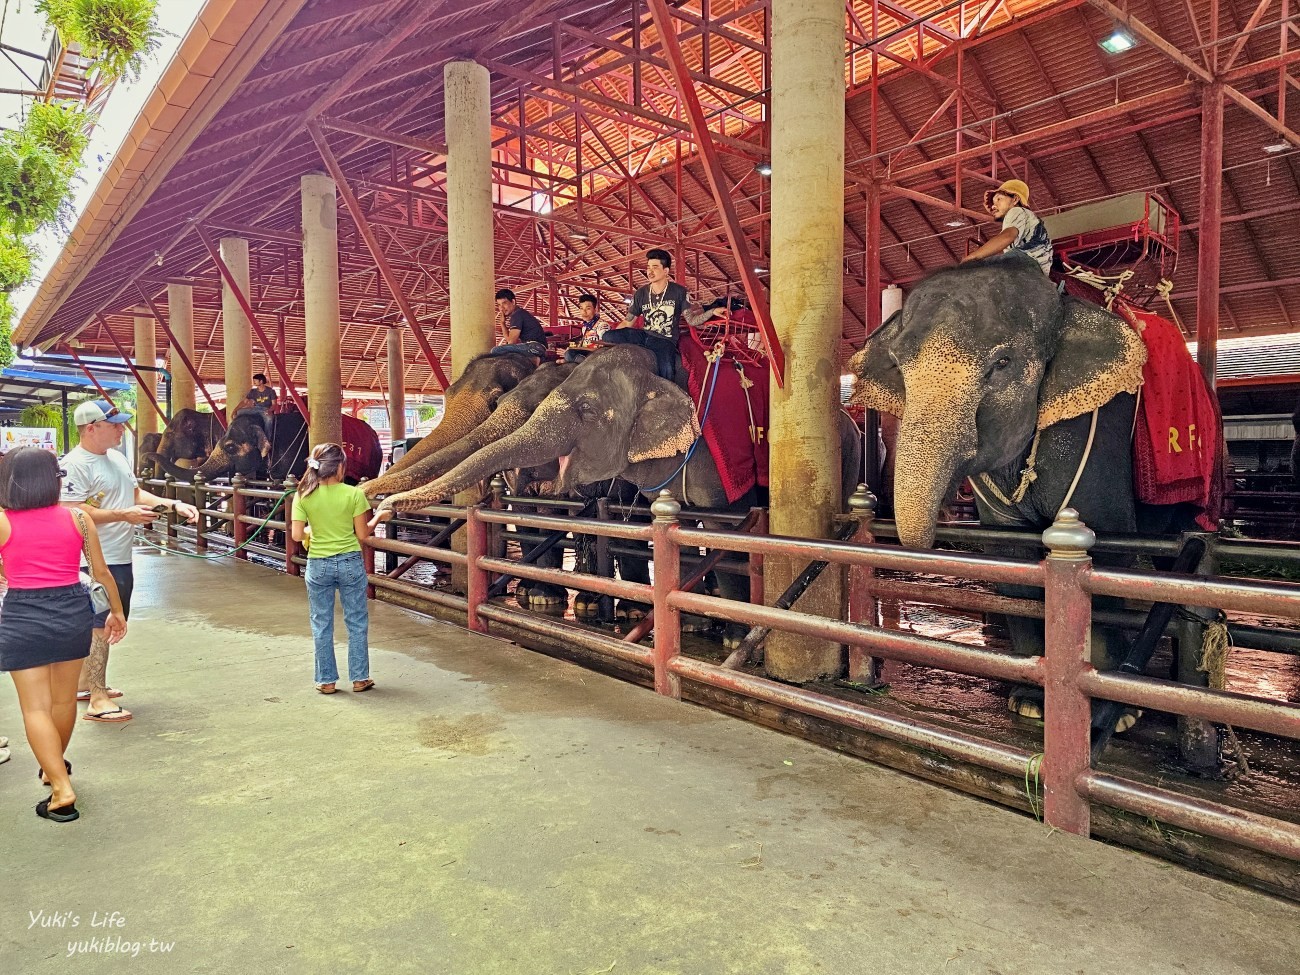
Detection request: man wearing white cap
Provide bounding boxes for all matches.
[61,400,200,722]
[961,178,1054,274]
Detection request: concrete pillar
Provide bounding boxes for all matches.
[301,172,343,447]
[387,328,406,443]
[133,310,161,437]
[168,283,196,413]
[765,0,846,682]
[444,59,495,380]
[1196,82,1223,389]
[219,237,252,421]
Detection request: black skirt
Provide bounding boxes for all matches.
[0,583,93,672]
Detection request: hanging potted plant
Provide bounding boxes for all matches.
[0,131,72,235]
[0,232,34,293]
[21,102,94,165]
[37,0,163,82]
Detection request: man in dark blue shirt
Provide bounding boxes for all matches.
[489,289,548,363]
[236,373,276,434]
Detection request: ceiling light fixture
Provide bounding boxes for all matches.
[1098,30,1138,54]
[945,218,967,228]
[753,265,768,274]
[569,229,590,240]
[1263,142,1290,154]
[755,161,773,177]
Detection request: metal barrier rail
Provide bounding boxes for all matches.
[139,474,1300,863]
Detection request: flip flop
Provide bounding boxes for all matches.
[0,747,9,766]
[77,688,124,702]
[83,707,132,723]
[352,680,375,693]
[38,759,72,783]
[36,798,80,823]
[317,683,338,695]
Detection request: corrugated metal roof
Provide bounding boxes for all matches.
[15,0,1300,396]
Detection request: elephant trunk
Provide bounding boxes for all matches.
[149,449,230,483]
[383,403,577,513]
[892,344,981,549]
[366,389,492,496]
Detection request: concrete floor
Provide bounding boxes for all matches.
[2,550,1298,974]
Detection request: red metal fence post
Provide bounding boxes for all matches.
[651,490,683,699]
[846,485,882,684]
[231,474,249,562]
[1042,508,1096,836]
[748,506,767,607]
[466,504,489,634]
[283,475,300,578]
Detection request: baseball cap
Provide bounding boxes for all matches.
[73,400,132,426]
[984,178,1030,210]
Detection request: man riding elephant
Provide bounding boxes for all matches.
[849,252,1212,722]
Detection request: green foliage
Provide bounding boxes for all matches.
[0,232,33,293]
[0,292,14,368]
[37,0,163,82]
[416,404,441,423]
[0,131,73,235]
[21,102,93,164]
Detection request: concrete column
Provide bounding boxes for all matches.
[882,284,904,321]
[1196,82,1223,389]
[168,283,196,413]
[301,172,343,447]
[444,59,495,380]
[387,328,406,442]
[219,237,252,421]
[765,0,846,682]
[134,310,161,438]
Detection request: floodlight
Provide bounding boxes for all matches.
[1098,30,1137,54]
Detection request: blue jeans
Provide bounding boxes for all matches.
[602,328,679,380]
[305,550,370,684]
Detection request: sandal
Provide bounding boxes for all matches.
[352,680,375,693]
[317,683,338,695]
[36,798,80,823]
[38,759,72,784]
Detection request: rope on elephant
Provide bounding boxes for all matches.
[1196,616,1251,775]
[1061,262,1134,309]
[643,346,725,496]
[135,489,294,560]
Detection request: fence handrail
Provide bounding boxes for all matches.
[1085,566,1300,618]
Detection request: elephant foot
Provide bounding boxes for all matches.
[682,613,713,634]
[615,600,651,623]
[514,582,533,610]
[527,582,569,616]
[1008,689,1143,735]
[721,623,750,651]
[573,592,602,621]
[1007,687,1045,720]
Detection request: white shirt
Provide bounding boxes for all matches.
[61,445,138,565]
[1001,206,1054,274]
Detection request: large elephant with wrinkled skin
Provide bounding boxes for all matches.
[149,411,381,483]
[363,350,539,498]
[374,345,863,642]
[140,408,223,476]
[849,253,1208,720]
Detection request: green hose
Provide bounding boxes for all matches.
[136,489,294,560]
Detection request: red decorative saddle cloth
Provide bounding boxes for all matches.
[1114,300,1222,530]
[678,332,769,503]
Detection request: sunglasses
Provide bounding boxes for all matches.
[101,406,121,419]
[57,468,68,478]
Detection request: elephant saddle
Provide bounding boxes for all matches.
[1116,300,1223,530]
[678,331,770,503]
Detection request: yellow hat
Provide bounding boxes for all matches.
[984,178,1030,210]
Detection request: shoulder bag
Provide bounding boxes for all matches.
[71,509,112,616]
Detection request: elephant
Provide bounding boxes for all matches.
[374,344,863,645]
[848,252,1207,723]
[139,408,223,476]
[149,410,381,483]
[363,350,539,499]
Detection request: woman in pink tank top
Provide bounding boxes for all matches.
[0,447,126,823]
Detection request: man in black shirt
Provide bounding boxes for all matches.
[236,373,276,434]
[489,288,548,363]
[564,293,605,364]
[604,249,694,380]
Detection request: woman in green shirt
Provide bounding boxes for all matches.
[290,444,374,694]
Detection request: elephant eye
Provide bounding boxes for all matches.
[993,355,1011,370]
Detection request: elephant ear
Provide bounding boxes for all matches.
[1037,296,1147,431]
[628,378,700,463]
[846,310,905,417]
